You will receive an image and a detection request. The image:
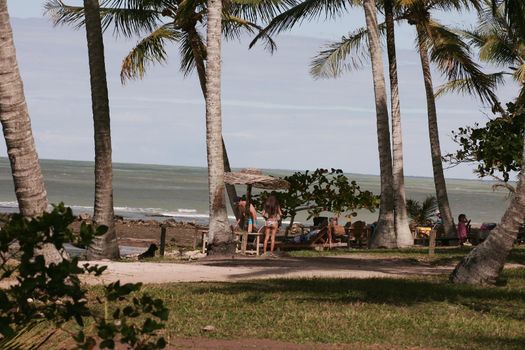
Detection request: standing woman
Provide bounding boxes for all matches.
[262,195,282,256]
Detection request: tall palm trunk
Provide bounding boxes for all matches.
[205,0,235,255]
[188,28,240,221]
[0,0,48,218]
[363,0,396,248]
[84,0,119,260]
[385,0,412,247]
[415,23,455,238]
[450,116,525,284]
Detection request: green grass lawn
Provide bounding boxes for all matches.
[136,267,525,350]
[287,245,525,266]
[13,247,525,349]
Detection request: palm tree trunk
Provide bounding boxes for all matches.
[188,27,240,221]
[84,0,119,260]
[205,0,235,256]
[415,23,455,238]
[385,0,412,247]
[363,0,396,248]
[0,0,48,218]
[450,117,525,284]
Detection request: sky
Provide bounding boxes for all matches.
[2,1,519,179]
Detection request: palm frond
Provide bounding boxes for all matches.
[425,20,500,105]
[435,72,507,98]
[222,14,277,52]
[504,0,525,40]
[228,0,299,23]
[120,23,181,83]
[513,63,525,83]
[406,195,437,226]
[424,0,481,12]
[310,23,386,79]
[249,0,352,49]
[178,29,204,77]
[44,0,162,37]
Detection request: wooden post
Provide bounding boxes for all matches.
[159,225,166,257]
[429,227,436,256]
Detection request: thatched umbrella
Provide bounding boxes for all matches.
[224,168,289,230]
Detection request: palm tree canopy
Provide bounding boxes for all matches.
[308,0,500,107]
[436,0,524,105]
[249,0,359,49]
[45,0,295,82]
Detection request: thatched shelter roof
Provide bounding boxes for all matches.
[224,168,289,190]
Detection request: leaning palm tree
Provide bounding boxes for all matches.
[205,0,234,255]
[0,0,48,218]
[447,1,525,284]
[384,0,413,247]
[45,0,291,221]
[0,0,66,264]
[83,0,120,260]
[362,0,396,248]
[386,0,413,247]
[450,108,525,284]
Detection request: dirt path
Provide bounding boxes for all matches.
[83,254,459,285]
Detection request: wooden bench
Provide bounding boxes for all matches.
[200,229,263,255]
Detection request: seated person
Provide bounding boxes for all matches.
[235,196,257,233]
[290,218,329,243]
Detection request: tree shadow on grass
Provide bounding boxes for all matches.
[461,335,525,350]
[191,268,525,323]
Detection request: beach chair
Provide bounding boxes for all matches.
[276,224,336,250]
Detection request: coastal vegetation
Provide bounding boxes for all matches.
[449,0,525,284]
[3,0,525,347]
[9,265,525,349]
[253,168,380,230]
[0,205,168,349]
[1,1,525,347]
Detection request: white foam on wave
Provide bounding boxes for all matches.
[0,201,18,208]
[177,208,197,213]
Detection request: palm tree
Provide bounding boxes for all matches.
[44,0,289,221]
[406,195,438,227]
[250,0,397,247]
[448,0,525,284]
[309,0,412,247]
[83,0,120,260]
[0,0,67,264]
[385,0,412,247]
[362,0,396,248]
[401,0,503,238]
[309,0,498,239]
[0,0,48,218]
[205,0,234,255]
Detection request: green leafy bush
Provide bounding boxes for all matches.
[253,168,379,226]
[0,203,168,349]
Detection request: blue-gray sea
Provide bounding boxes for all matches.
[0,158,510,226]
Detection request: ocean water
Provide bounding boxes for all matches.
[0,157,511,225]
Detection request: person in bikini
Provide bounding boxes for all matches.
[235,196,258,233]
[262,195,282,256]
